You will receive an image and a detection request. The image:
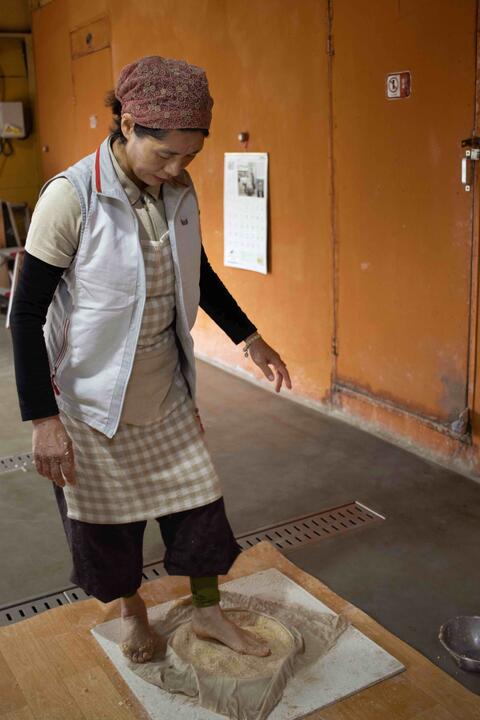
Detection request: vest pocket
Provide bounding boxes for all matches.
[67,301,135,382]
[75,275,135,309]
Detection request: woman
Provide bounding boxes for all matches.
[10,55,292,664]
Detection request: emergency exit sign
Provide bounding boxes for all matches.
[386,71,411,99]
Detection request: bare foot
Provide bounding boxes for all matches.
[120,592,157,663]
[191,603,271,657]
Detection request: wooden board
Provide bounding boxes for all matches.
[1,541,479,720]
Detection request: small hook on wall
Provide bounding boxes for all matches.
[237,131,249,150]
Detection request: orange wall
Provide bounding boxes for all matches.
[1,0,30,33]
[105,0,332,403]
[0,38,40,210]
[0,0,40,212]
[31,0,333,402]
[29,0,480,479]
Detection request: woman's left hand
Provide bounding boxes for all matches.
[247,337,292,393]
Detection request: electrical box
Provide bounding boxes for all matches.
[0,102,26,138]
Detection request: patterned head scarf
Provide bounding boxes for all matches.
[114,55,213,130]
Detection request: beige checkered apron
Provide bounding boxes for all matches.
[58,201,223,524]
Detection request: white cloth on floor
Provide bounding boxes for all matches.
[123,589,350,720]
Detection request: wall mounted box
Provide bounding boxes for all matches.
[0,102,26,138]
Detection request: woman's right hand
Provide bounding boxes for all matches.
[32,415,76,487]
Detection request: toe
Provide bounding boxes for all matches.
[121,642,133,659]
[256,641,271,654]
[247,639,270,656]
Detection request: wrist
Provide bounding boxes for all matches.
[32,414,60,426]
[244,331,260,344]
[242,331,262,357]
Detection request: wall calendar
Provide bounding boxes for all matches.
[223,152,268,274]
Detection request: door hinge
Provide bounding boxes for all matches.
[332,336,338,356]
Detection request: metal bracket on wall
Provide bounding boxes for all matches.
[461,135,480,192]
[449,407,470,437]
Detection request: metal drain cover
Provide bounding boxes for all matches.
[0,500,384,626]
[0,451,33,475]
[236,500,384,552]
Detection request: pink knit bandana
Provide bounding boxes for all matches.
[114,55,213,130]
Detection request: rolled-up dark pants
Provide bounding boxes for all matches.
[53,484,243,603]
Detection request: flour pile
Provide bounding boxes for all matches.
[123,589,350,720]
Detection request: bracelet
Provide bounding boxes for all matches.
[243,331,261,357]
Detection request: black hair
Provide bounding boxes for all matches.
[104,89,209,143]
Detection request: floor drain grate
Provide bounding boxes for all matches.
[0,591,75,626]
[235,500,385,552]
[0,500,384,626]
[0,451,34,475]
[141,562,168,582]
[0,563,170,626]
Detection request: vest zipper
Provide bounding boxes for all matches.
[111,211,147,437]
[51,317,70,395]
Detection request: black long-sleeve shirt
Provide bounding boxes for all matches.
[9,248,257,422]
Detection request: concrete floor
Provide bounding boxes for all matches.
[1,319,480,695]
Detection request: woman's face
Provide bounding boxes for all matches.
[119,113,205,187]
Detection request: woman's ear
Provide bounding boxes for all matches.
[120,113,135,140]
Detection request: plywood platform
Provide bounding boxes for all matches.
[1,541,479,720]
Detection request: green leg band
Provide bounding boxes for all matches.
[190,575,220,608]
